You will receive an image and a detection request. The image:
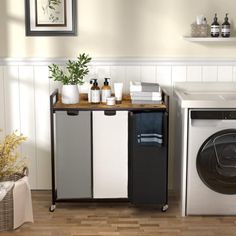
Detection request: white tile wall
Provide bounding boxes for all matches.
[1,58,236,189]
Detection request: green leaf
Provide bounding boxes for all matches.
[48,53,92,85]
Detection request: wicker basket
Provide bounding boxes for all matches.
[0,168,28,232]
[191,23,209,37]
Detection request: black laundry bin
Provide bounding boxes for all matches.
[128,111,168,211]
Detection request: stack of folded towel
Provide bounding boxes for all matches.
[130,81,162,104]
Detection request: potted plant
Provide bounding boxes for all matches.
[49,53,92,104]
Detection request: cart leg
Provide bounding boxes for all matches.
[49,204,56,212]
[161,204,168,212]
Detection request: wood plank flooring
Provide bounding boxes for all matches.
[2,191,236,236]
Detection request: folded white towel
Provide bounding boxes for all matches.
[13,176,33,229]
[0,181,14,201]
[130,81,161,92]
[131,95,162,101]
[130,91,162,97]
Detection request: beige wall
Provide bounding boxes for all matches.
[1,0,236,58]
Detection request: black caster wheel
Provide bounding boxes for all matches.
[49,205,56,212]
[161,204,168,212]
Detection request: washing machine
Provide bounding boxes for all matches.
[187,109,236,215]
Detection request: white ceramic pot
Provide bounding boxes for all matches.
[61,85,79,104]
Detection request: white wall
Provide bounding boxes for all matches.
[1,58,236,189]
[1,0,236,58]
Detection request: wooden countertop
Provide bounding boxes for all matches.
[53,94,167,111]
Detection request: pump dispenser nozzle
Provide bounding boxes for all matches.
[225,13,229,21]
[214,13,217,21]
[104,78,110,86]
[93,79,98,86]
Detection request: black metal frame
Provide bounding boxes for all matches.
[50,89,58,207]
[50,90,169,210]
[164,107,169,209]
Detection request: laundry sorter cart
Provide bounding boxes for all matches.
[49,89,169,212]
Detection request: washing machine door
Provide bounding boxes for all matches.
[197,129,236,194]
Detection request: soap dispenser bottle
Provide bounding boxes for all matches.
[222,13,230,37]
[211,13,220,37]
[88,79,94,103]
[101,78,111,103]
[91,79,100,104]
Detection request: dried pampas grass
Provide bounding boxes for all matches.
[0,130,27,179]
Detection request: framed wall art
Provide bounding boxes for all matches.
[25,0,77,36]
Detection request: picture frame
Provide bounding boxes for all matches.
[25,0,77,36]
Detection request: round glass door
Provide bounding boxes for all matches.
[197,129,236,194]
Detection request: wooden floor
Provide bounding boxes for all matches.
[2,191,236,236]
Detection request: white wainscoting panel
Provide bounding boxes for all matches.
[95,66,111,94]
[218,66,233,82]
[19,66,37,188]
[140,66,156,83]
[110,66,126,93]
[4,66,21,135]
[0,67,5,140]
[95,66,111,81]
[34,66,51,189]
[202,66,218,81]
[233,67,236,82]
[172,66,187,83]
[187,66,202,82]
[0,58,236,189]
[126,66,141,83]
[156,66,172,90]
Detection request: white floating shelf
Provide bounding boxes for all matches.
[183,36,236,42]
